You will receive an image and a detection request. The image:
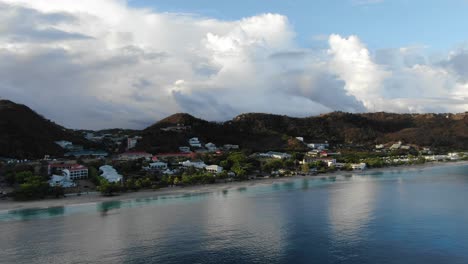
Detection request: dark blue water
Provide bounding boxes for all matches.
[1,164,468,264]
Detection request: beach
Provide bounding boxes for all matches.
[1,161,467,212]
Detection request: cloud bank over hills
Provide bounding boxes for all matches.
[0,0,467,129]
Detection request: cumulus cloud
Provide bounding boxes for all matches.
[0,0,466,129]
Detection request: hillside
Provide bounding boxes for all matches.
[0,100,94,159]
[1,99,466,157]
[138,112,468,153]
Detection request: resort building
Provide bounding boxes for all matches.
[149,161,168,170]
[307,142,329,150]
[48,170,76,188]
[206,165,223,174]
[205,142,217,152]
[48,163,88,179]
[259,151,292,160]
[99,165,123,183]
[180,160,207,169]
[351,163,367,170]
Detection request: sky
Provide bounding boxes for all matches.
[0,0,467,129]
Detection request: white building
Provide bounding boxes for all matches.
[296,137,304,142]
[205,142,217,152]
[351,163,367,170]
[259,151,292,159]
[180,160,207,169]
[206,165,223,174]
[64,165,88,180]
[127,137,138,150]
[48,173,76,188]
[99,165,123,183]
[189,137,202,148]
[448,153,460,160]
[149,161,168,170]
[390,141,402,150]
[307,143,329,150]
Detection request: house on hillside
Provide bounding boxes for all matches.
[179,146,191,153]
[180,160,207,169]
[189,137,202,148]
[351,163,367,170]
[259,151,292,159]
[390,141,402,150]
[205,142,217,152]
[206,165,223,174]
[149,161,168,170]
[307,142,329,150]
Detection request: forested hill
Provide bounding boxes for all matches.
[137,111,468,153]
[0,100,93,159]
[1,99,466,158]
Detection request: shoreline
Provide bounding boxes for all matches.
[1,160,467,212]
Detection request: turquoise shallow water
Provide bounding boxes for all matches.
[1,164,468,264]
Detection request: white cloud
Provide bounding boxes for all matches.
[0,0,466,129]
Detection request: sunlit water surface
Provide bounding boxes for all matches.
[1,164,468,264]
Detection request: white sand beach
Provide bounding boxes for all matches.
[1,161,467,212]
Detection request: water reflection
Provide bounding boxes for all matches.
[98,201,122,215]
[328,177,378,246]
[7,206,66,221]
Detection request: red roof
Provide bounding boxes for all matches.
[49,163,74,168]
[69,164,88,171]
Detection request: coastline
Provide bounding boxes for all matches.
[1,160,467,212]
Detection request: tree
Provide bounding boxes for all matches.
[301,163,310,173]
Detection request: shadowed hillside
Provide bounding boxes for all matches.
[0,100,95,159]
[137,111,467,153]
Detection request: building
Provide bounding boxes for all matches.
[48,172,76,188]
[99,165,122,183]
[375,144,384,150]
[65,165,88,180]
[127,137,138,150]
[206,165,223,174]
[118,151,152,161]
[189,137,202,148]
[390,141,402,150]
[351,163,367,170]
[149,161,168,170]
[223,144,239,150]
[48,162,88,178]
[301,157,336,167]
[180,160,207,169]
[205,142,217,152]
[296,137,304,142]
[259,151,292,159]
[179,146,191,153]
[307,142,329,150]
